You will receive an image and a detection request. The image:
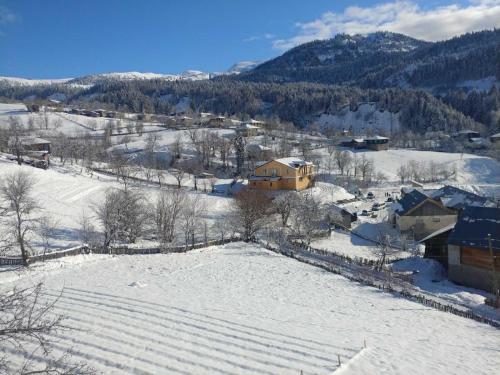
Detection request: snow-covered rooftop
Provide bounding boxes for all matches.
[273,157,313,168]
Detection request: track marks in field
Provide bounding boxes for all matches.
[42,287,357,374]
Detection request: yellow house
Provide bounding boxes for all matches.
[248,157,315,191]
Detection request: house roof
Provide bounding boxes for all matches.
[458,129,479,135]
[241,124,260,129]
[419,222,456,243]
[490,133,500,139]
[365,136,389,141]
[448,206,500,251]
[396,190,430,216]
[274,157,313,168]
[256,157,313,170]
[430,185,489,210]
[247,143,271,151]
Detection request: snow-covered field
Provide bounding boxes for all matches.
[0,159,233,252]
[2,242,499,375]
[311,230,409,260]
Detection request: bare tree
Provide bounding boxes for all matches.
[39,216,59,261]
[211,215,235,241]
[273,191,298,227]
[375,233,397,271]
[135,121,144,136]
[0,171,39,266]
[126,121,134,134]
[397,164,410,183]
[94,188,149,248]
[171,163,186,188]
[5,116,25,165]
[172,134,183,159]
[180,194,206,248]
[78,210,99,249]
[110,154,137,189]
[358,154,374,181]
[53,117,63,130]
[289,193,324,247]
[334,150,352,176]
[0,283,95,375]
[155,188,186,246]
[232,189,271,241]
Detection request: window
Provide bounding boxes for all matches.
[271,169,277,177]
[270,182,273,187]
[299,177,303,181]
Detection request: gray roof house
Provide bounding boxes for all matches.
[447,206,500,293]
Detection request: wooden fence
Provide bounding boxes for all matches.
[256,239,500,329]
[0,237,242,266]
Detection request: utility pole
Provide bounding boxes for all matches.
[488,234,499,308]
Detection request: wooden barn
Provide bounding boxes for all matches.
[447,206,500,293]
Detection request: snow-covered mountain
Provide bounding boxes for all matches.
[0,61,261,89]
[240,30,499,91]
[0,70,212,89]
[225,61,262,75]
[0,76,72,87]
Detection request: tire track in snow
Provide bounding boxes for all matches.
[67,287,350,352]
[57,288,350,361]
[52,300,324,375]
[45,291,344,373]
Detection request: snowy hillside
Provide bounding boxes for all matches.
[1,243,498,375]
[315,103,400,135]
[0,70,212,89]
[225,61,262,75]
[0,76,72,87]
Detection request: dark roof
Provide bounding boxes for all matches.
[430,185,489,210]
[396,190,429,215]
[448,206,500,251]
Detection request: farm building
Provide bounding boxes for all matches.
[206,116,226,128]
[237,123,260,137]
[490,133,500,144]
[420,223,455,267]
[393,190,457,240]
[9,136,51,160]
[249,157,314,191]
[364,136,389,151]
[341,136,389,151]
[447,206,500,293]
[326,205,357,229]
[453,130,480,142]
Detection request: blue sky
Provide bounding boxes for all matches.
[0,0,498,78]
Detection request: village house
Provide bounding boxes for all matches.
[453,130,480,142]
[364,136,390,151]
[246,143,273,161]
[249,157,314,191]
[326,205,357,229]
[341,135,389,151]
[429,185,492,212]
[447,206,500,293]
[392,189,457,240]
[206,116,226,128]
[9,136,51,158]
[236,123,260,137]
[490,133,500,144]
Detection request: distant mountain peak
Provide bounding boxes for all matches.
[226,61,262,75]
